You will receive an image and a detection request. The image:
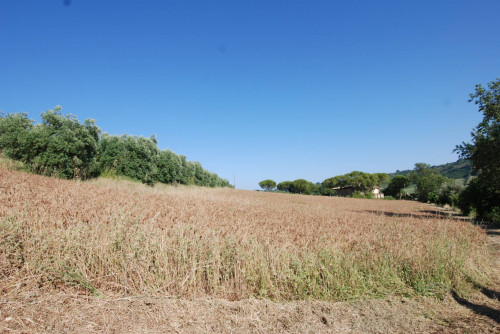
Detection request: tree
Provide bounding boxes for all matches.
[3,107,101,179]
[97,133,159,184]
[0,112,33,160]
[291,179,314,194]
[346,171,377,191]
[321,172,389,197]
[1,108,232,188]
[373,173,390,187]
[384,175,409,198]
[437,179,464,207]
[156,149,182,184]
[277,181,293,192]
[455,78,500,223]
[259,179,276,191]
[322,176,342,189]
[408,163,446,203]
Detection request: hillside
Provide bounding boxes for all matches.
[1,167,499,333]
[391,159,473,179]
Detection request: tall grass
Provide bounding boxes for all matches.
[0,167,491,301]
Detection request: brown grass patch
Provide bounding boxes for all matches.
[0,168,492,301]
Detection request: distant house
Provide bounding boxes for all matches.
[332,186,356,197]
[332,185,384,198]
[371,186,384,199]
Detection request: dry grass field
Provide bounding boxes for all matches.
[1,166,499,333]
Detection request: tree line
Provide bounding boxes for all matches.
[260,163,472,211]
[0,106,231,188]
[260,171,390,198]
[259,78,500,224]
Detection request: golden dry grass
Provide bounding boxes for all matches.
[0,167,492,302]
[0,293,451,333]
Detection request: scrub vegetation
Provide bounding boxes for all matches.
[0,106,231,187]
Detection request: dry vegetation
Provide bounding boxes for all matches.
[1,166,499,333]
[0,167,492,301]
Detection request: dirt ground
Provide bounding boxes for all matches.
[1,225,498,334]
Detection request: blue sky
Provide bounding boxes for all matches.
[1,0,499,189]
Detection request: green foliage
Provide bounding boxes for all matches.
[458,178,500,223]
[0,112,33,160]
[0,107,231,188]
[275,179,316,195]
[372,172,390,187]
[322,171,389,194]
[97,134,230,187]
[320,187,335,196]
[437,160,474,179]
[455,78,500,224]
[408,163,446,203]
[352,191,364,199]
[427,191,439,204]
[363,192,375,199]
[437,179,464,207]
[322,176,343,189]
[291,179,315,194]
[338,171,376,191]
[312,182,329,196]
[277,181,293,192]
[457,178,481,216]
[1,107,100,179]
[0,152,25,171]
[259,179,276,191]
[391,159,473,180]
[352,191,375,199]
[156,149,182,184]
[384,175,409,198]
[97,134,159,184]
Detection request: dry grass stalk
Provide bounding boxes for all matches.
[0,167,492,301]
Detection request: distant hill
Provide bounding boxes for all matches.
[390,159,473,180]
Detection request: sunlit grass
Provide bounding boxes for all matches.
[0,166,492,301]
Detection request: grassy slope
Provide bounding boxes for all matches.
[1,163,499,332]
[1,167,492,301]
[390,159,473,179]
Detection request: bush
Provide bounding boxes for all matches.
[1,107,100,179]
[437,181,464,207]
[364,192,375,199]
[97,134,159,184]
[384,175,408,197]
[0,112,33,161]
[0,108,232,188]
[428,191,439,204]
[409,163,446,203]
[458,178,499,223]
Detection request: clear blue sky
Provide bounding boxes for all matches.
[1,1,499,189]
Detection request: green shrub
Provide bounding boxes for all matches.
[352,191,364,198]
[459,178,499,223]
[1,107,100,179]
[364,192,375,199]
[0,108,232,188]
[428,191,439,204]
